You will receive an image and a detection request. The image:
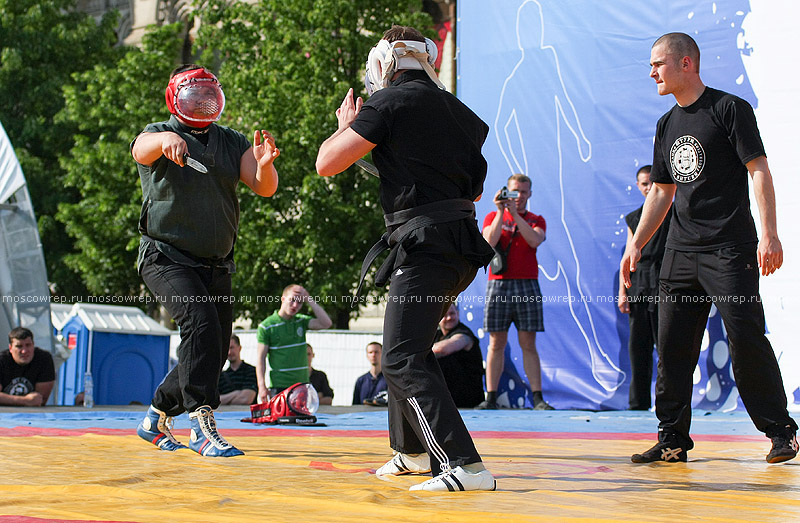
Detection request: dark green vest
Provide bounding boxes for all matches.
[135,117,250,262]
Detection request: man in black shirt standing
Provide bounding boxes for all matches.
[622,33,797,464]
[317,25,495,491]
[618,165,671,411]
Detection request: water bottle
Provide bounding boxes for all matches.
[83,371,94,408]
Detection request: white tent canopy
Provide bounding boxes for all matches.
[0,120,53,353]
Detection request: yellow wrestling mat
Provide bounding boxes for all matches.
[0,410,799,522]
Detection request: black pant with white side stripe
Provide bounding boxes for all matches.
[382,252,482,474]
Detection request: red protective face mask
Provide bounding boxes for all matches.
[165,68,225,127]
[246,383,320,425]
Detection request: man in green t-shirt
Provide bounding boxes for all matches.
[255,284,332,402]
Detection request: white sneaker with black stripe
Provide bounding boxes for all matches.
[376,452,431,477]
[409,466,496,492]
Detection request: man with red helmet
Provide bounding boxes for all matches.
[132,64,279,457]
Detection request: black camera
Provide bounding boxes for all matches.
[499,187,519,200]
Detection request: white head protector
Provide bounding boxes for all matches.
[364,38,446,96]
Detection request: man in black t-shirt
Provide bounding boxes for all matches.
[0,327,55,407]
[306,344,333,405]
[218,334,258,405]
[618,165,671,411]
[317,26,495,492]
[621,33,797,465]
[432,304,485,409]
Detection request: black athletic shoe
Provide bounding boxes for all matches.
[363,390,388,406]
[533,399,555,411]
[475,400,499,410]
[766,429,798,464]
[631,440,687,463]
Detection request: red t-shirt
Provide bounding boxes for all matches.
[483,209,546,280]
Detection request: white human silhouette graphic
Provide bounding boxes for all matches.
[493,0,625,392]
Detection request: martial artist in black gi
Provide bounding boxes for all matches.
[316,26,496,491]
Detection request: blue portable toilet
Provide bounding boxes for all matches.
[57,303,173,406]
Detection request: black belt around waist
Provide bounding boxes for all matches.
[141,234,230,269]
[353,199,476,306]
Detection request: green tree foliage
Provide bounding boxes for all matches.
[49,0,434,327]
[0,0,122,298]
[191,0,434,327]
[56,24,187,299]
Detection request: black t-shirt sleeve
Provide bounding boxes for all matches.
[231,128,253,159]
[624,207,642,233]
[241,365,258,392]
[350,103,389,145]
[218,371,234,395]
[315,371,334,398]
[352,377,362,405]
[720,96,765,165]
[650,114,674,185]
[36,349,55,382]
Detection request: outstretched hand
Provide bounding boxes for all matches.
[336,88,363,130]
[253,130,280,168]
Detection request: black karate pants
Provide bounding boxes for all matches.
[382,253,482,474]
[656,245,797,446]
[140,248,233,416]
[627,300,658,410]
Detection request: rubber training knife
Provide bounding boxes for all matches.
[183,153,208,173]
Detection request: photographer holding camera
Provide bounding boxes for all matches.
[479,173,552,410]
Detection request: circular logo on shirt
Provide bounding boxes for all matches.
[3,377,33,396]
[297,326,304,337]
[670,135,705,183]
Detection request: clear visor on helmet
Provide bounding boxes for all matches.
[174,80,225,123]
[287,383,319,416]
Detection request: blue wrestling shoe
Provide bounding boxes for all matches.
[137,405,187,451]
[188,405,244,457]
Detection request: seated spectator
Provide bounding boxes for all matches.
[256,284,332,402]
[353,342,387,405]
[0,327,55,406]
[432,303,485,408]
[307,344,333,405]
[219,334,258,405]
